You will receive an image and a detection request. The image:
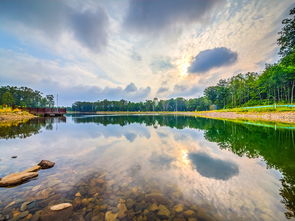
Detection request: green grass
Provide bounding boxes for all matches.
[216,106,295,113]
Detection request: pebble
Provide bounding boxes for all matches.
[174,204,184,213]
[105,211,118,221]
[75,192,81,197]
[50,203,72,211]
[158,204,170,218]
[184,210,195,217]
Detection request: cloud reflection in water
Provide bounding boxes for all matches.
[189,152,239,180]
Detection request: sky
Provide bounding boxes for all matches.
[0,0,294,106]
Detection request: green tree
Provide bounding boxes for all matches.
[278,7,295,56]
[1,91,15,106]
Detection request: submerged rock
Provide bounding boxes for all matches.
[105,211,118,221]
[38,160,55,169]
[75,192,81,197]
[50,203,72,211]
[157,204,170,218]
[174,204,184,213]
[40,204,72,221]
[0,172,38,187]
[184,210,194,217]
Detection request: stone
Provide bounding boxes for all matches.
[99,204,108,211]
[23,165,41,173]
[21,201,32,212]
[11,156,17,159]
[157,204,170,218]
[18,211,29,219]
[4,201,16,209]
[0,172,38,187]
[75,192,81,197]
[50,203,72,211]
[25,214,33,219]
[184,210,194,217]
[38,160,55,169]
[126,199,135,209]
[40,204,72,221]
[145,192,167,204]
[117,200,127,218]
[174,204,184,213]
[149,203,159,212]
[105,211,118,221]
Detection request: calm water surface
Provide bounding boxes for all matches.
[0,115,295,221]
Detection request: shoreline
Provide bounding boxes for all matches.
[0,111,36,126]
[91,111,295,125]
[191,111,295,125]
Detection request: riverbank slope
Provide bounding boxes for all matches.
[0,108,36,126]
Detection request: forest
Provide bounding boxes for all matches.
[0,86,55,108]
[71,7,295,112]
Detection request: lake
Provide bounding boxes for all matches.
[0,114,295,221]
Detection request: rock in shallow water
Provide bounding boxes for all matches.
[38,160,55,169]
[50,203,72,211]
[23,165,41,173]
[0,172,38,187]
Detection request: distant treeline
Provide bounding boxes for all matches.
[0,86,55,108]
[71,7,295,112]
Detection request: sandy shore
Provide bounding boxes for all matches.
[191,111,295,124]
[0,111,36,125]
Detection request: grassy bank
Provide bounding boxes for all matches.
[0,107,36,126]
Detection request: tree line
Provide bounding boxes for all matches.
[71,7,294,112]
[0,86,55,108]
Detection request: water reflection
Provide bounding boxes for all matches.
[0,117,66,139]
[0,114,294,220]
[189,152,239,180]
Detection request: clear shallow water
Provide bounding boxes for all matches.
[0,114,294,221]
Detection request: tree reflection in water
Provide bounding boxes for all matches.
[72,114,295,218]
[0,117,66,139]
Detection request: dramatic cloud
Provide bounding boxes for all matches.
[0,0,109,52]
[124,0,222,34]
[157,87,169,94]
[170,84,202,97]
[189,47,238,73]
[124,83,137,93]
[70,8,109,52]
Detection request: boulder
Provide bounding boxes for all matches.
[0,172,38,187]
[38,160,55,169]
